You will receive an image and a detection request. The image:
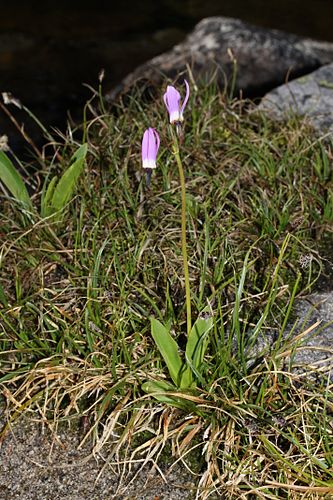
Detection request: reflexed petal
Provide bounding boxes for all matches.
[141,129,149,162]
[166,86,181,114]
[152,128,160,153]
[163,92,170,112]
[163,81,189,123]
[180,79,190,116]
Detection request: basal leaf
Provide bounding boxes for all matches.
[50,143,87,214]
[150,317,183,387]
[40,175,58,217]
[142,380,176,393]
[142,380,190,410]
[0,150,32,209]
[181,308,213,387]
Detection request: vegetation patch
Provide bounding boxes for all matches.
[0,79,332,498]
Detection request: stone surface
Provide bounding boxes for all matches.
[258,63,333,135]
[289,292,333,375]
[248,291,333,379]
[107,16,333,100]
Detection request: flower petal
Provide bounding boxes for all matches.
[164,86,181,117]
[180,79,190,116]
[152,128,160,153]
[142,129,149,162]
[142,128,160,169]
[163,92,170,113]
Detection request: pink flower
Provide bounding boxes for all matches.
[163,80,190,124]
[142,128,160,170]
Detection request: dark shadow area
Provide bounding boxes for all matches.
[1,0,333,156]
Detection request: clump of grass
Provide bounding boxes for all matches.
[0,80,333,498]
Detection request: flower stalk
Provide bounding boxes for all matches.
[170,125,192,337]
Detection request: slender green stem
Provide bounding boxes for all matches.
[171,127,192,336]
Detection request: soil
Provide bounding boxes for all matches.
[0,412,198,500]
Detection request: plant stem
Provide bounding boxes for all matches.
[171,127,192,336]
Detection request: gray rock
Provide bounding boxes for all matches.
[107,17,333,100]
[258,63,333,135]
[248,292,333,379]
[289,292,333,376]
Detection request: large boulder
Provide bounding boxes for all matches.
[107,17,333,99]
[258,63,333,135]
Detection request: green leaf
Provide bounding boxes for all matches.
[187,311,213,368]
[49,143,88,216]
[0,150,32,209]
[150,318,183,387]
[40,175,58,217]
[141,380,189,410]
[181,308,213,388]
[142,379,176,393]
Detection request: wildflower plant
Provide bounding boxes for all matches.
[142,80,214,406]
